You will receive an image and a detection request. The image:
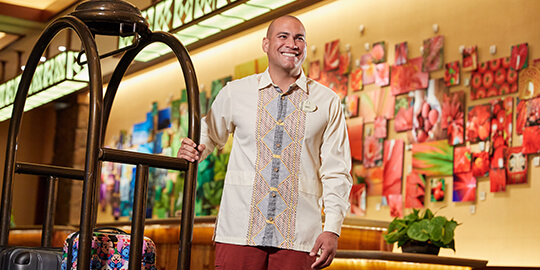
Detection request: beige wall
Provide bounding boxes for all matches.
[0,0,529,267]
[0,105,56,226]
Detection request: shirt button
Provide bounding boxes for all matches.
[271,191,277,197]
[274,167,279,172]
[281,96,285,100]
[268,217,274,222]
[276,143,281,148]
[277,119,283,124]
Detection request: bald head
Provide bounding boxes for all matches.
[266,15,305,39]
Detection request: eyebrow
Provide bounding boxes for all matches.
[276,31,305,38]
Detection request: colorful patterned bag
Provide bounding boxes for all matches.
[61,227,157,270]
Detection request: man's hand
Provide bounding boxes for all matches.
[176,138,205,162]
[309,231,339,269]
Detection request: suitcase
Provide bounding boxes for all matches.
[62,227,157,270]
[0,246,62,270]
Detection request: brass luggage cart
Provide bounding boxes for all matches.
[0,1,200,269]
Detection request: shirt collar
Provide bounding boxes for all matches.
[258,68,310,93]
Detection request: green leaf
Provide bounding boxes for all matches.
[442,220,458,244]
[428,216,446,241]
[404,209,420,222]
[407,219,430,242]
[423,208,434,220]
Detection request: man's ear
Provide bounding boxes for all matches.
[262,37,269,53]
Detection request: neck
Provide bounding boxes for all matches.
[268,67,301,91]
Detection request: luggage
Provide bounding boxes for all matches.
[0,246,62,270]
[62,227,157,270]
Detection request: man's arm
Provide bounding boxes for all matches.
[312,94,353,268]
[177,83,234,161]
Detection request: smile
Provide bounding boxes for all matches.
[281,52,298,57]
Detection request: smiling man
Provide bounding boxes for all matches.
[178,15,352,270]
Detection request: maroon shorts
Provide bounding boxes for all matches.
[215,242,316,270]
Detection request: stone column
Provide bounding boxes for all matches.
[53,93,89,226]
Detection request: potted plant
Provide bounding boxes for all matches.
[383,208,459,255]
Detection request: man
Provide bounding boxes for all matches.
[177,15,352,269]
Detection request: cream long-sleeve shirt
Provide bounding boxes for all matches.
[199,69,352,252]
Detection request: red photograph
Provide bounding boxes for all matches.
[363,134,383,168]
[490,168,506,193]
[361,53,376,85]
[525,96,540,127]
[522,126,540,154]
[431,178,445,202]
[466,104,491,143]
[505,147,528,185]
[490,97,513,149]
[454,146,472,174]
[350,69,363,91]
[347,117,364,162]
[382,139,404,201]
[422,35,444,72]
[374,116,387,139]
[324,39,340,71]
[410,79,448,144]
[394,94,414,132]
[442,91,465,145]
[518,62,540,100]
[338,52,351,75]
[375,62,390,86]
[405,173,425,208]
[516,98,527,135]
[395,42,408,66]
[472,151,490,177]
[444,61,460,86]
[510,43,528,70]
[372,41,386,64]
[470,57,517,100]
[462,46,478,72]
[390,57,429,95]
[453,172,476,202]
[345,95,359,119]
[308,60,321,80]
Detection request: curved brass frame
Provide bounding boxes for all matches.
[0,8,200,270]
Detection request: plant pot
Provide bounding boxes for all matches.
[402,241,440,255]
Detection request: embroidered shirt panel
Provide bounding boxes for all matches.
[247,85,307,248]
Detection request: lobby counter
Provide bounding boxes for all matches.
[330,250,488,270]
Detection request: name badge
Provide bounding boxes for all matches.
[300,99,317,112]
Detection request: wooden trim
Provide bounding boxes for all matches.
[335,250,488,270]
[0,3,47,23]
[0,0,84,23]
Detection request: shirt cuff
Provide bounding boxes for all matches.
[323,212,345,236]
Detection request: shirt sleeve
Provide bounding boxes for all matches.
[199,83,235,160]
[319,95,353,236]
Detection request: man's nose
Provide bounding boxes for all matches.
[286,37,298,49]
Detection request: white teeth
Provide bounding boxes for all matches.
[282,53,296,57]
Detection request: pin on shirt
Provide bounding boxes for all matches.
[300,99,317,112]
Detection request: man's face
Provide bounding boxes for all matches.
[262,17,307,74]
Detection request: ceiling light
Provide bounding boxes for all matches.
[0,51,89,122]
[198,15,245,30]
[247,0,296,9]
[221,4,270,20]
[177,25,221,40]
[40,56,46,62]
[173,33,199,47]
[58,46,66,52]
